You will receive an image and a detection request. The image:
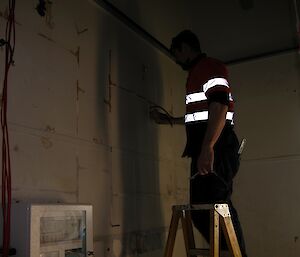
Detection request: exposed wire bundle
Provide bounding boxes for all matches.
[149,105,174,126]
[1,0,16,256]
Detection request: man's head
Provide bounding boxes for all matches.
[170,30,201,70]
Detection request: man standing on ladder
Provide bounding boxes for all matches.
[150,30,247,257]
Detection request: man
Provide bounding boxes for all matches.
[150,30,247,256]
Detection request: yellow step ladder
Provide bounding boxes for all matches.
[164,204,242,257]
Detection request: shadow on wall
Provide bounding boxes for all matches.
[96,2,165,256]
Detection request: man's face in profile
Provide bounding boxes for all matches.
[172,44,191,71]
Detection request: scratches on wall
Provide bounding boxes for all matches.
[0,8,21,25]
[45,125,56,133]
[104,50,161,114]
[37,32,55,43]
[76,81,85,97]
[92,137,103,145]
[69,46,80,65]
[77,28,88,35]
[104,50,114,112]
[44,1,55,29]
[37,35,81,67]
[104,50,159,112]
[40,136,53,149]
[104,49,163,113]
[76,80,85,135]
[35,0,55,28]
[40,125,55,150]
[75,22,88,35]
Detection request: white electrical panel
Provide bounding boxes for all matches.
[9,203,94,257]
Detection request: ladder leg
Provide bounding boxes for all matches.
[164,209,181,257]
[210,209,220,257]
[181,210,196,257]
[220,216,242,257]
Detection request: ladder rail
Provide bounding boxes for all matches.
[164,204,243,257]
[181,210,196,257]
[164,209,181,257]
[210,209,220,257]
[220,216,242,257]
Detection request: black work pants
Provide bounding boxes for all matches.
[189,131,247,257]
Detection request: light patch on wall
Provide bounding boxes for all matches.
[112,239,122,256]
[98,229,165,256]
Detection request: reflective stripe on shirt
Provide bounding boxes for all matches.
[185,111,234,123]
[186,91,233,104]
[203,78,229,93]
[186,92,207,104]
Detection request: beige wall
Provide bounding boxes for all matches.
[1,0,300,256]
[0,0,190,256]
[230,52,300,257]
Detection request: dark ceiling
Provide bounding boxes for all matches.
[97,0,299,63]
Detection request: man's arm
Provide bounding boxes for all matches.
[172,116,185,125]
[149,108,185,125]
[197,102,228,175]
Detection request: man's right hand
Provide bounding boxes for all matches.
[197,145,214,175]
[149,108,172,124]
[149,106,185,125]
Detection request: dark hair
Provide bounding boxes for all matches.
[170,30,201,54]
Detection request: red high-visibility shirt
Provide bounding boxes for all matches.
[183,54,235,157]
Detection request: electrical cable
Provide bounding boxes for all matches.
[149,105,174,126]
[1,0,16,256]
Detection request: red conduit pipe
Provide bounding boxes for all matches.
[1,0,15,256]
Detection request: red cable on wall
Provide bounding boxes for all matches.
[1,0,15,256]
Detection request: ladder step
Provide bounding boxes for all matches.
[189,248,231,257]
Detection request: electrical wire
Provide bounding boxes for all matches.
[149,105,174,126]
[1,0,16,256]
